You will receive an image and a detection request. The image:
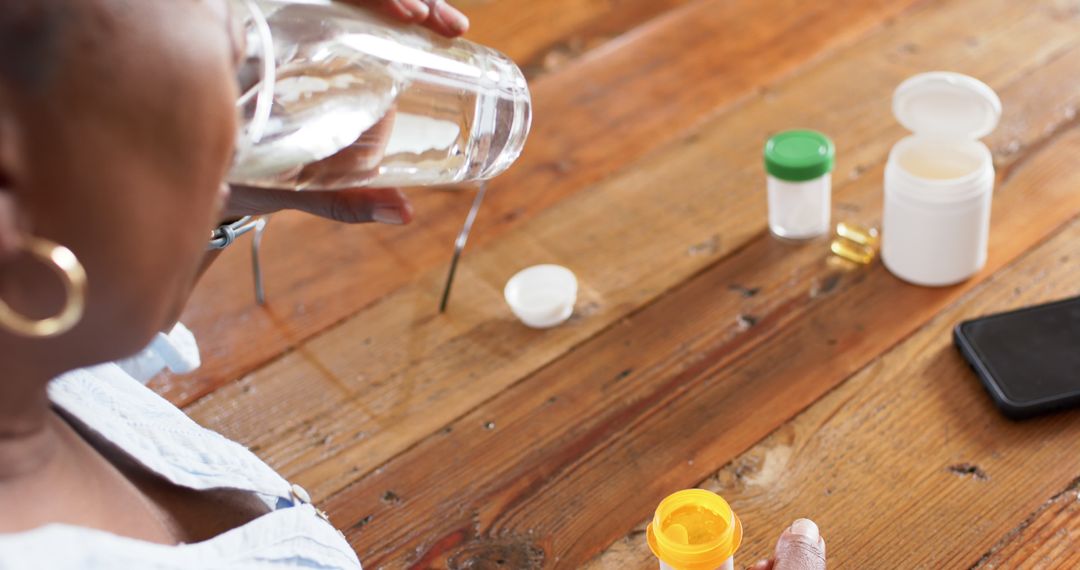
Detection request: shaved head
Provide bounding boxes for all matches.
[0,1,67,89]
[0,0,241,367]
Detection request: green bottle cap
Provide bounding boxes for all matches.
[764,130,835,182]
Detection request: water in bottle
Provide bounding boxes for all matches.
[230,0,531,190]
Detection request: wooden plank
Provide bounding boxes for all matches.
[318,115,1080,568]
[973,479,1080,570]
[160,0,925,405]
[455,0,695,79]
[186,0,1080,508]
[586,216,1080,569]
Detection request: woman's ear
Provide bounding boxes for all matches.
[0,103,26,260]
[0,193,22,260]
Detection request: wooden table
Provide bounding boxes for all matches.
[159,0,1080,567]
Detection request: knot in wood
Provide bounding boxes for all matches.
[447,537,545,570]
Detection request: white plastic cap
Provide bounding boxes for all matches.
[504,264,577,329]
[893,72,1001,140]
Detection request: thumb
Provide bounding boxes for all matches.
[773,519,826,570]
[282,187,414,225]
[225,186,414,225]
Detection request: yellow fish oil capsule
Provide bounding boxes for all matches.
[830,238,875,265]
[830,222,879,265]
[835,222,879,248]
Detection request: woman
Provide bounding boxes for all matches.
[0,1,825,568]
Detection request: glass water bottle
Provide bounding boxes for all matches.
[230,0,532,190]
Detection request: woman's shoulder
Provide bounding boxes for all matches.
[5,328,364,569]
[48,322,293,501]
[0,505,363,570]
[48,356,293,500]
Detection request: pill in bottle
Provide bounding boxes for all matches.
[881,72,1001,286]
[647,489,742,570]
[764,130,835,240]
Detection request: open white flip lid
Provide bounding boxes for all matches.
[893,72,1001,140]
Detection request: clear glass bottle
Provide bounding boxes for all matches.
[229,0,532,190]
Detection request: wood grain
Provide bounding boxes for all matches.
[153,0,1080,566]
[973,479,1080,570]
[185,0,1080,510]
[453,0,695,79]
[161,0,925,405]
[317,109,1080,568]
[586,215,1080,569]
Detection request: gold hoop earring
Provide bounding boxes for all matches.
[0,237,87,338]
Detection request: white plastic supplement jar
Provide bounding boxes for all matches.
[764,130,835,240]
[882,72,1001,286]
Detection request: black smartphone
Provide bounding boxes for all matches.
[953,296,1080,419]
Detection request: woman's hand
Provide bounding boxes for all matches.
[223,108,409,225]
[195,184,412,288]
[750,519,827,570]
[218,1,469,227]
[223,185,413,225]
[346,0,469,37]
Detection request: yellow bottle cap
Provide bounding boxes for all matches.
[646,490,742,570]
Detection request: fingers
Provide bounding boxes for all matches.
[225,186,414,225]
[347,0,469,37]
[381,0,432,23]
[296,110,396,189]
[749,559,774,570]
[417,0,470,37]
[772,519,826,570]
[280,187,414,225]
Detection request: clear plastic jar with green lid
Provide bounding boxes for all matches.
[764,130,835,240]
